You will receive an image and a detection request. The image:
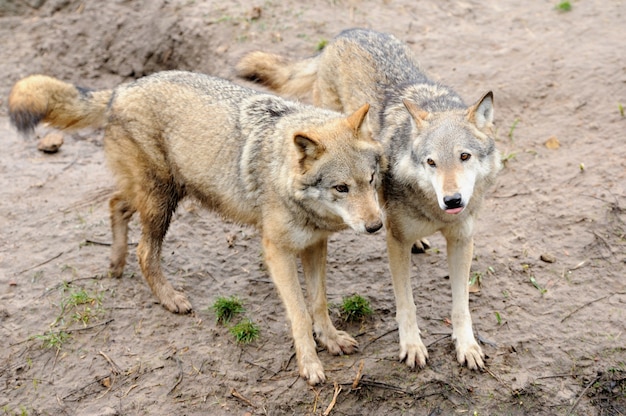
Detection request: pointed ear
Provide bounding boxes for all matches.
[345,103,370,134]
[467,91,494,130]
[294,133,325,170]
[403,99,430,127]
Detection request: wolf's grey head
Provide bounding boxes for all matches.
[396,92,500,216]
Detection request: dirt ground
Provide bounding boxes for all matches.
[1,0,625,415]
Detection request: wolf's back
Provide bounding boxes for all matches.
[9,75,112,134]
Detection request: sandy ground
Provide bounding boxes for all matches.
[1,0,625,415]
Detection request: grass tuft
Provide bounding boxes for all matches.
[229,319,260,344]
[212,296,245,324]
[340,294,373,322]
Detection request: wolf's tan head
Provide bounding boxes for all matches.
[291,104,386,233]
[397,92,501,216]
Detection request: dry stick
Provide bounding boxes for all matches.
[311,387,321,414]
[361,328,397,351]
[566,374,601,416]
[168,354,184,395]
[17,251,65,275]
[485,367,514,394]
[352,360,365,389]
[231,388,256,408]
[323,382,342,416]
[560,293,626,323]
[99,350,122,375]
[65,318,114,334]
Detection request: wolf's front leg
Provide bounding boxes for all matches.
[262,237,325,385]
[386,231,429,368]
[445,232,485,370]
[301,239,358,355]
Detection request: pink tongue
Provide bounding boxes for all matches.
[445,207,464,215]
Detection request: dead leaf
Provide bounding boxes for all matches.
[544,135,560,149]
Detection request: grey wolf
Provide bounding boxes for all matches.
[8,70,386,385]
[238,28,501,371]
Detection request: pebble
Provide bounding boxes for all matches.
[37,132,64,153]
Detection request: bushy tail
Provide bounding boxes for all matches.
[236,51,319,99]
[9,75,112,134]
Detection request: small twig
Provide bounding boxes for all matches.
[66,318,114,334]
[17,251,65,275]
[323,382,342,416]
[485,367,513,394]
[83,239,137,247]
[561,294,612,323]
[99,350,122,375]
[492,191,531,199]
[352,360,365,389]
[361,328,397,351]
[244,359,279,377]
[566,374,601,416]
[427,334,451,348]
[231,388,256,408]
[167,353,184,395]
[476,332,498,348]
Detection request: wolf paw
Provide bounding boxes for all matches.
[299,354,326,385]
[399,340,429,369]
[108,262,125,278]
[456,341,485,370]
[159,289,193,314]
[319,330,358,356]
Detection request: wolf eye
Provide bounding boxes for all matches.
[426,158,436,167]
[460,153,471,162]
[334,184,349,193]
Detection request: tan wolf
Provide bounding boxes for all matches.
[238,28,501,371]
[8,70,386,385]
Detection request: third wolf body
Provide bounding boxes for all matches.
[238,28,501,371]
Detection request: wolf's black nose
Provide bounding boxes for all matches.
[366,221,383,234]
[444,193,463,209]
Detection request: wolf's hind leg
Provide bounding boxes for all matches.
[301,239,358,356]
[109,193,135,278]
[134,180,191,314]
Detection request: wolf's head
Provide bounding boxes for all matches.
[291,104,386,233]
[397,92,501,216]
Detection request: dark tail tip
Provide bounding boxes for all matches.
[9,108,45,135]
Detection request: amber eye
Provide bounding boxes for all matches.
[460,153,471,161]
[427,158,436,167]
[334,184,349,193]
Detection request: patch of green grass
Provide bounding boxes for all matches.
[212,296,245,324]
[495,311,502,325]
[229,319,260,344]
[508,118,520,141]
[555,1,572,12]
[316,38,328,51]
[619,102,624,117]
[529,275,547,295]
[340,294,373,322]
[58,285,103,326]
[34,330,70,350]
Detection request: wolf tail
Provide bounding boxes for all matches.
[237,51,319,99]
[9,75,112,134]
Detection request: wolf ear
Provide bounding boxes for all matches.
[345,103,370,135]
[403,99,430,128]
[294,133,325,170]
[467,91,494,130]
